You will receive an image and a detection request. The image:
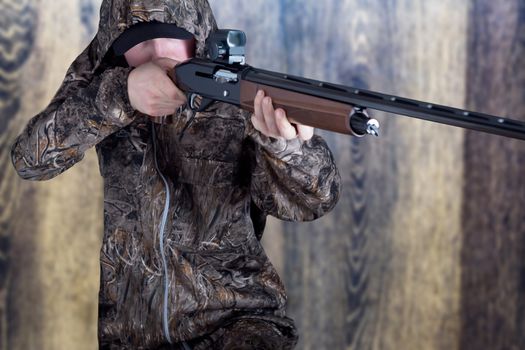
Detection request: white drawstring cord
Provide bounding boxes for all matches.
[151,121,192,349]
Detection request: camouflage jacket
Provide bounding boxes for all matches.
[11,1,340,349]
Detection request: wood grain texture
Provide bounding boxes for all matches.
[0,1,37,349]
[1,0,522,349]
[2,0,103,349]
[461,1,525,349]
[366,2,466,349]
[212,1,466,349]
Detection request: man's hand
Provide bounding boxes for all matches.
[251,89,314,141]
[127,57,187,117]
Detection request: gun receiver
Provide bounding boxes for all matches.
[168,29,525,140]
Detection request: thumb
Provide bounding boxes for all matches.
[297,124,314,141]
[152,57,180,71]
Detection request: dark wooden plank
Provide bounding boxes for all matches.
[461,1,525,349]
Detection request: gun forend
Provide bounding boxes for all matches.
[239,80,376,137]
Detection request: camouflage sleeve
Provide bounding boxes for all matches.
[246,120,341,221]
[11,66,135,181]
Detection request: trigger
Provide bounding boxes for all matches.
[189,94,214,112]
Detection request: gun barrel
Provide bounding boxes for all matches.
[173,58,525,140]
[242,67,525,140]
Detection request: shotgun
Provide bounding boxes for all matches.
[166,29,525,140]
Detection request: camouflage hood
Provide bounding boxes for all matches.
[68,0,217,88]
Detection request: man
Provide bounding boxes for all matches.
[11,1,340,349]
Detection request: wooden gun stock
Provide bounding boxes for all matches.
[239,80,356,135]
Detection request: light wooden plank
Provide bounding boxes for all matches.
[3,0,103,349]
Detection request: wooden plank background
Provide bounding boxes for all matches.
[1,0,523,349]
[1,1,104,349]
[461,2,525,349]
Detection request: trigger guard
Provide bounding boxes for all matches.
[189,93,199,111]
[188,94,214,112]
